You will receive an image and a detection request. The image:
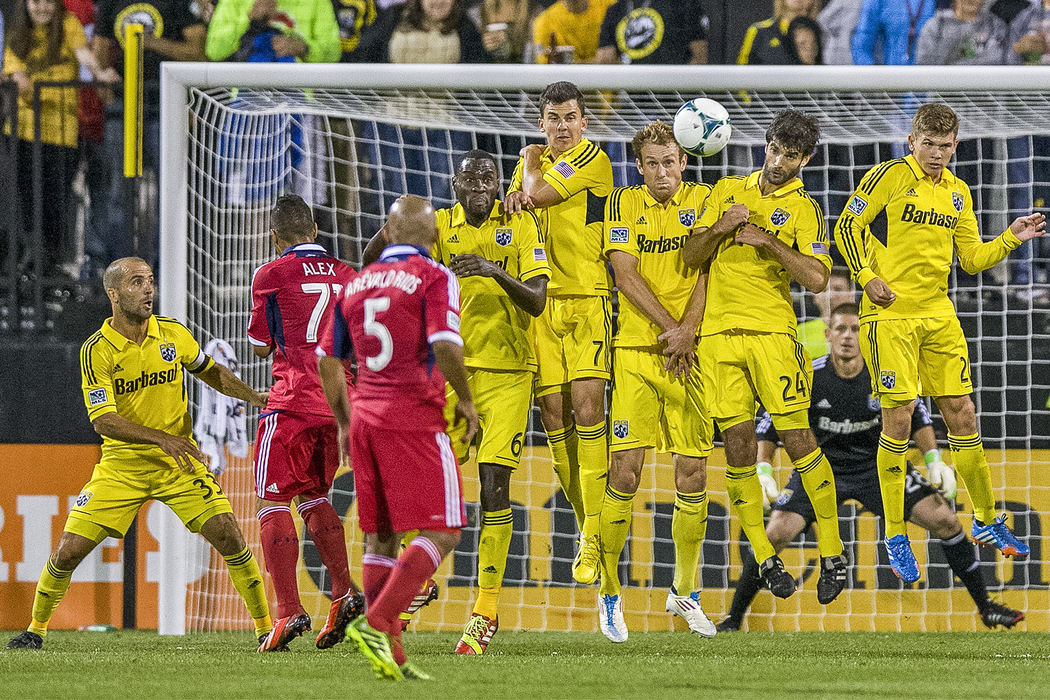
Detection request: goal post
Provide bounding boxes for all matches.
[158,64,1050,636]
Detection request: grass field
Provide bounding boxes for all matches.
[2,629,1048,698]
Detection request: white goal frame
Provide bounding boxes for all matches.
[157,63,1050,635]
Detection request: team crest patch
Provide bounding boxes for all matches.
[494,228,513,246]
[880,370,896,390]
[88,388,108,406]
[847,195,868,216]
[159,342,177,363]
[868,395,881,412]
[952,191,964,212]
[612,419,629,439]
[609,227,629,243]
[75,491,93,508]
[769,207,790,227]
[678,208,696,227]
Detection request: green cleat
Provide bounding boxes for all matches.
[346,617,403,681]
[399,662,432,680]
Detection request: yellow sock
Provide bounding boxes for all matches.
[473,508,513,618]
[224,546,272,638]
[548,426,584,529]
[949,432,996,524]
[877,434,909,538]
[598,486,633,596]
[671,491,708,595]
[794,449,843,557]
[726,465,775,563]
[28,558,73,636]
[576,422,609,540]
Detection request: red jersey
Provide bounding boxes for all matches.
[248,243,355,416]
[323,244,462,431]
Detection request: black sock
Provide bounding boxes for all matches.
[941,530,988,611]
[727,550,764,622]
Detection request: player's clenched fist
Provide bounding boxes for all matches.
[864,277,896,308]
[718,203,750,233]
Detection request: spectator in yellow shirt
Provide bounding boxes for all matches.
[531,0,615,63]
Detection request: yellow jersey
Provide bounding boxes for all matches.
[509,137,613,297]
[603,181,712,349]
[81,316,214,461]
[698,171,830,336]
[434,201,551,371]
[835,154,1021,322]
[531,0,616,64]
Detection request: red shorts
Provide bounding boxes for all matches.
[254,410,339,501]
[349,413,465,534]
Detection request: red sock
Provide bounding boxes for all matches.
[389,625,406,666]
[258,504,302,619]
[298,497,354,599]
[362,553,396,607]
[367,537,443,634]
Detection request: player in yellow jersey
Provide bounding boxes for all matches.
[6,258,272,651]
[431,150,550,655]
[683,110,847,604]
[505,81,615,586]
[596,121,715,642]
[834,103,1046,582]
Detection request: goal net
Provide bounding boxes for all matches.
[160,64,1050,635]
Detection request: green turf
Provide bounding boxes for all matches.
[2,629,1047,698]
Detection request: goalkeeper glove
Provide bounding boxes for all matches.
[925,449,957,500]
[756,462,779,514]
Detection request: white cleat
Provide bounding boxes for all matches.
[666,590,716,638]
[598,593,628,643]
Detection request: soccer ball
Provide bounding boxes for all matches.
[672,97,732,158]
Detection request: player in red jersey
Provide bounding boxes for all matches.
[248,195,365,652]
[319,195,479,681]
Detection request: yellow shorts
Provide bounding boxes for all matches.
[610,348,713,458]
[64,453,233,542]
[534,295,612,396]
[445,368,533,469]
[698,331,813,431]
[860,316,972,407]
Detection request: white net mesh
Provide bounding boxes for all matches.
[174,74,1049,634]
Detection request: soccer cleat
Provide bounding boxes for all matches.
[573,534,602,585]
[665,590,716,637]
[399,662,433,680]
[817,554,849,604]
[6,631,43,650]
[715,617,741,633]
[400,579,440,631]
[454,613,499,655]
[980,601,1024,629]
[598,593,628,643]
[758,555,796,598]
[258,612,311,652]
[971,515,1030,558]
[347,616,403,681]
[316,592,365,649]
[885,534,920,582]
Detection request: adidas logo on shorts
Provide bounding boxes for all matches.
[266,483,279,493]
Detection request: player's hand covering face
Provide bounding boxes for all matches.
[636,142,686,204]
[762,139,809,187]
[454,158,500,219]
[908,131,958,180]
[539,99,587,156]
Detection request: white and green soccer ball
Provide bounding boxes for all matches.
[672,97,732,158]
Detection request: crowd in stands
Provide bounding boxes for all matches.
[0,0,1049,299]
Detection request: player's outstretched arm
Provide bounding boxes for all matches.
[682,203,748,268]
[734,224,830,292]
[432,340,479,445]
[1010,212,1046,243]
[361,227,387,267]
[448,253,548,317]
[92,413,206,472]
[196,362,268,408]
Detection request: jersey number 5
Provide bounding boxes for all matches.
[363,296,393,371]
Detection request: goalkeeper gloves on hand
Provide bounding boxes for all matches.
[927,461,957,500]
[756,462,779,514]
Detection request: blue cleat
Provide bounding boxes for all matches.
[971,515,1030,558]
[885,534,919,582]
